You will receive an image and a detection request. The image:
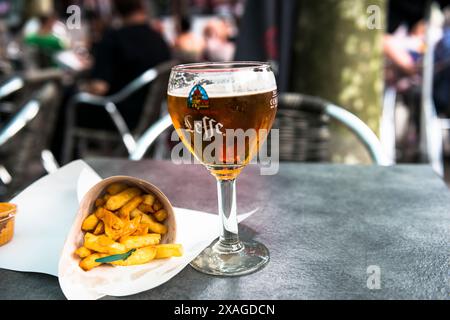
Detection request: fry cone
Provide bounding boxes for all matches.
[77,176,176,245]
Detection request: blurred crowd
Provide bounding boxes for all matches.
[8,0,450,153]
[0,0,240,72]
[0,0,242,155]
[383,0,450,162]
[2,0,450,199]
[384,4,450,116]
[0,0,244,199]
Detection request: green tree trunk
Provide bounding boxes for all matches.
[291,0,385,163]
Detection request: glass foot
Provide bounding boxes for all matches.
[190,239,270,276]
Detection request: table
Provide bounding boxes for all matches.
[1,159,449,299]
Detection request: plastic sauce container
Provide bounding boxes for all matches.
[0,203,17,246]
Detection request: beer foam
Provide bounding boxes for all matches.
[168,69,277,98]
[168,87,277,98]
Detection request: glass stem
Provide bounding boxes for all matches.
[216,179,242,252]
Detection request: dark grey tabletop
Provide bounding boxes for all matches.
[1,159,449,300]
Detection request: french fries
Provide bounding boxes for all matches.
[153,209,168,222]
[142,194,155,206]
[106,182,128,195]
[133,223,149,236]
[106,187,141,211]
[110,246,157,266]
[81,214,99,231]
[142,214,167,234]
[79,253,108,271]
[76,182,182,271]
[93,221,105,235]
[101,208,124,230]
[119,196,143,219]
[154,244,183,259]
[95,198,105,207]
[102,209,126,240]
[138,203,154,213]
[153,200,163,212]
[84,233,127,254]
[94,206,106,219]
[120,234,161,250]
[130,208,144,219]
[74,246,92,258]
[120,215,141,238]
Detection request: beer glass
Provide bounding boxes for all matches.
[167,62,277,276]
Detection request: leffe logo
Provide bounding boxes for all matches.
[187,84,210,110]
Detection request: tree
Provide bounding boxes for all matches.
[291,0,386,163]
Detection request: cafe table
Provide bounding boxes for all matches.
[0,159,449,300]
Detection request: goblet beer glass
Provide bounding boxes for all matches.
[167,62,277,276]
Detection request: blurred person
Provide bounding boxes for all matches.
[151,18,165,36]
[434,8,450,116]
[53,0,171,162]
[174,16,205,62]
[383,0,450,162]
[203,18,235,61]
[383,19,427,162]
[383,21,426,79]
[385,0,450,80]
[84,10,109,59]
[83,0,171,129]
[24,14,68,68]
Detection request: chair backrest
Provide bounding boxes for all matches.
[0,76,24,101]
[108,60,176,104]
[62,60,177,163]
[131,93,390,165]
[275,94,330,162]
[130,114,173,161]
[277,93,390,165]
[0,82,57,147]
[0,82,61,199]
[133,61,176,137]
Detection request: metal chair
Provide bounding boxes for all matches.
[419,2,444,177]
[130,115,173,161]
[380,86,397,164]
[0,82,61,199]
[276,94,390,165]
[130,93,390,165]
[0,76,24,101]
[0,69,66,116]
[0,76,25,115]
[0,83,59,146]
[62,60,176,164]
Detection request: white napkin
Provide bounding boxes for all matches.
[0,160,89,275]
[0,160,255,300]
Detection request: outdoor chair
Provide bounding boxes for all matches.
[0,81,61,200]
[0,69,65,116]
[61,60,176,164]
[0,75,26,117]
[0,76,24,101]
[130,93,389,166]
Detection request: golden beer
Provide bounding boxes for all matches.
[168,90,277,180]
[167,62,276,276]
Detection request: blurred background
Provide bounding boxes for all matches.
[1,0,450,200]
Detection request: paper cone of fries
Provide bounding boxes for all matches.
[58,176,179,299]
[77,176,176,245]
